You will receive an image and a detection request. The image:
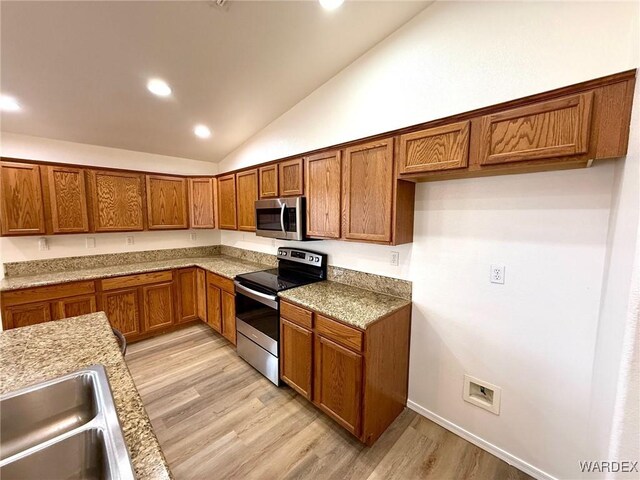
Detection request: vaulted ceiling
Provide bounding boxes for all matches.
[0,0,429,162]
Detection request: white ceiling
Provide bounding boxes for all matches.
[0,0,429,162]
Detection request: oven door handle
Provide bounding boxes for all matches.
[234,281,279,308]
[280,203,286,235]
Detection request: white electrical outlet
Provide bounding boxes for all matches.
[126,236,134,246]
[86,237,96,249]
[490,265,505,284]
[390,251,400,266]
[190,232,197,242]
[38,237,49,251]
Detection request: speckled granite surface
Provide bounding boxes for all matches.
[279,281,411,329]
[3,246,220,277]
[0,255,269,291]
[0,313,172,480]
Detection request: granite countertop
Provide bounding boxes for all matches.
[0,312,172,480]
[0,255,270,291]
[278,281,411,329]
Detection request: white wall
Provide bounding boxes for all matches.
[0,132,220,277]
[217,2,639,479]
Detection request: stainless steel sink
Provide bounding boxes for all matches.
[0,365,135,480]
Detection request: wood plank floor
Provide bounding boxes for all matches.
[126,324,532,480]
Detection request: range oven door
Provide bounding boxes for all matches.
[255,197,304,241]
[234,281,280,385]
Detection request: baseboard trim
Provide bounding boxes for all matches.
[406,400,557,480]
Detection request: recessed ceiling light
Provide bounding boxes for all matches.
[194,124,211,139]
[0,95,21,112]
[147,78,172,97]
[319,0,344,10]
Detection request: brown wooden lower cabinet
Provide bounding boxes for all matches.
[3,302,52,329]
[53,294,97,320]
[176,267,198,323]
[279,300,411,446]
[205,271,236,345]
[280,318,313,399]
[101,287,142,339]
[1,267,205,342]
[142,282,174,333]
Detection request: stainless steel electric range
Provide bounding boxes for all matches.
[234,247,327,385]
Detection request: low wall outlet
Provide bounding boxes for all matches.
[390,251,400,266]
[86,237,96,249]
[190,232,197,242]
[463,374,501,415]
[38,237,49,251]
[126,236,134,246]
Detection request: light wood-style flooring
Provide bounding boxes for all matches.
[126,324,532,480]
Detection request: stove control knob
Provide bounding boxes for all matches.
[281,251,287,256]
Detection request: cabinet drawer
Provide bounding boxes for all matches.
[316,314,363,352]
[281,301,313,329]
[1,281,96,307]
[100,271,173,291]
[206,271,234,294]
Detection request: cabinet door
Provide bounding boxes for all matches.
[279,159,303,196]
[142,282,175,333]
[4,302,52,329]
[399,121,470,174]
[236,169,258,232]
[343,139,394,243]
[314,335,363,436]
[217,174,237,230]
[479,92,593,166]
[207,282,222,333]
[0,161,45,236]
[146,175,188,229]
[196,268,207,322]
[305,150,341,239]
[280,318,313,399]
[88,170,144,232]
[221,291,236,345]
[176,268,198,323]
[45,166,89,233]
[189,178,216,228]
[101,288,141,339]
[53,295,97,320]
[259,164,278,199]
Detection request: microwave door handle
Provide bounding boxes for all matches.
[280,203,286,234]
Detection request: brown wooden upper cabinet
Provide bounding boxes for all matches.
[304,150,342,239]
[399,121,470,174]
[87,170,145,232]
[479,92,594,166]
[146,175,188,229]
[279,158,303,196]
[342,139,395,243]
[43,165,89,234]
[236,169,258,231]
[217,173,237,230]
[189,177,217,229]
[0,161,46,236]
[258,164,278,199]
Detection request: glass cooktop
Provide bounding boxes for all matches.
[235,268,319,293]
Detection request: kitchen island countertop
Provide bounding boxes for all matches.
[0,312,172,480]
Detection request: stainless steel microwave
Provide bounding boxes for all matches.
[255,197,305,241]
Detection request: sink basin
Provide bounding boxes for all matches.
[1,429,109,480]
[0,366,135,480]
[1,372,98,460]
